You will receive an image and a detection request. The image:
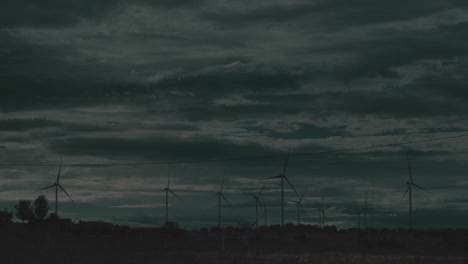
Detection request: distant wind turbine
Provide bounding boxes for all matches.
[355,208,361,229]
[261,200,273,227]
[401,150,429,230]
[245,186,265,228]
[216,179,230,230]
[387,202,394,229]
[36,157,75,216]
[318,198,327,228]
[261,146,299,227]
[289,192,305,225]
[363,192,369,229]
[161,167,180,224]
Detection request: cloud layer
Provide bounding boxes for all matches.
[1,0,468,229]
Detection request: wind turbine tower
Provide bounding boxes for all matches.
[161,168,180,224]
[318,198,326,228]
[216,179,230,230]
[246,186,264,228]
[363,192,369,229]
[289,193,305,225]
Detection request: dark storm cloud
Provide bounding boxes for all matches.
[202,0,468,29]
[158,71,304,96]
[0,31,74,75]
[0,0,117,28]
[406,71,468,100]
[192,89,457,121]
[316,22,468,81]
[0,31,117,111]
[243,123,348,140]
[0,118,118,133]
[47,135,279,161]
[152,123,199,131]
[0,118,60,131]
[0,0,204,28]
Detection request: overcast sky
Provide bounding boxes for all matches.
[1,0,468,229]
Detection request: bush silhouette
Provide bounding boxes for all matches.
[47,212,60,221]
[15,200,34,223]
[0,209,13,224]
[34,195,49,219]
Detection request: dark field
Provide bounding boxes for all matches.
[2,225,468,264]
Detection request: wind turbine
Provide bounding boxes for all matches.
[318,198,327,228]
[363,192,369,229]
[355,208,361,229]
[245,186,265,228]
[402,151,429,230]
[289,192,305,225]
[216,179,230,230]
[261,146,299,227]
[161,168,180,224]
[387,202,394,229]
[36,157,75,217]
[261,200,272,227]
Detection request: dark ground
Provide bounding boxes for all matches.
[2,225,468,264]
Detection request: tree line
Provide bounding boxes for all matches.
[0,195,56,224]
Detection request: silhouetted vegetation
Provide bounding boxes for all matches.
[14,200,34,223]
[33,195,48,219]
[47,213,59,221]
[0,209,13,224]
[1,220,468,263]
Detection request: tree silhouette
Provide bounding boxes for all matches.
[34,195,49,219]
[47,212,60,221]
[0,209,13,224]
[15,200,34,223]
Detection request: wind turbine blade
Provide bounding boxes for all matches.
[57,156,63,184]
[405,151,413,183]
[299,203,305,211]
[220,178,224,192]
[288,199,299,204]
[260,199,266,209]
[169,189,181,200]
[36,184,56,192]
[299,193,305,202]
[282,145,291,176]
[400,186,409,204]
[257,186,265,198]
[246,193,257,199]
[167,167,170,188]
[258,199,264,210]
[412,183,430,193]
[58,184,75,205]
[221,193,230,205]
[261,175,281,180]
[284,176,299,198]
